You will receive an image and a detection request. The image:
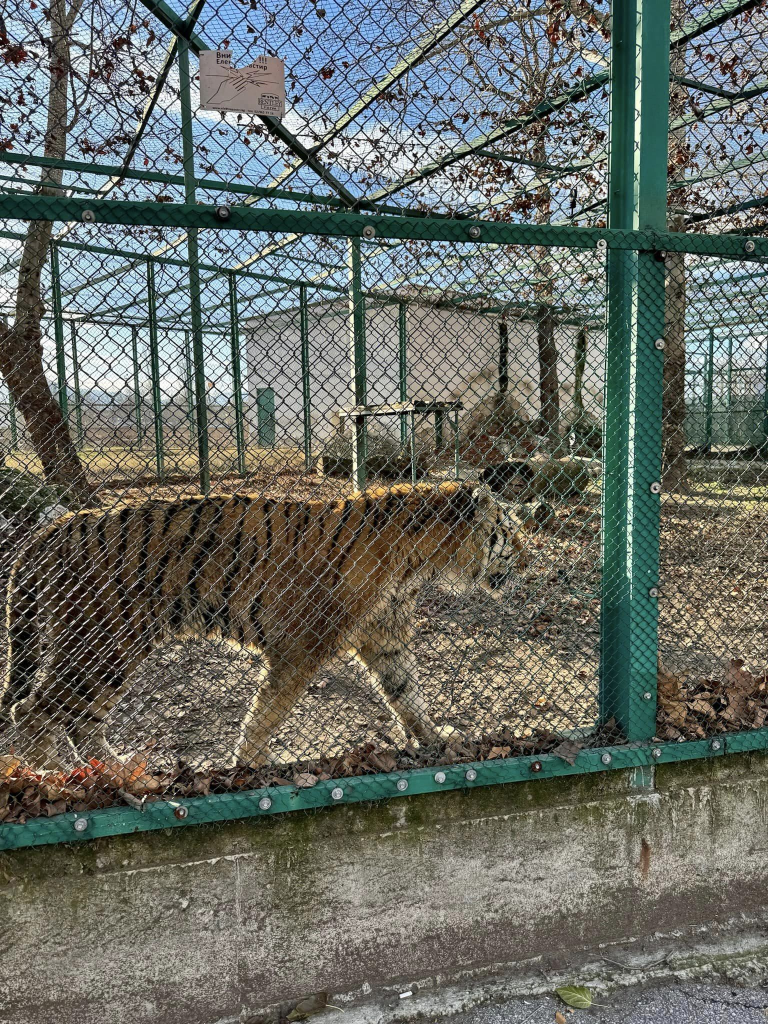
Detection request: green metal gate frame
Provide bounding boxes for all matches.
[3,0,768,851]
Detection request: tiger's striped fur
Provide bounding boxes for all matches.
[2,482,528,770]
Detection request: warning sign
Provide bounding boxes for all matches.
[199,51,285,117]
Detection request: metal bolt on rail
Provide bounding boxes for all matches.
[745,240,756,254]
[650,481,662,494]
[215,205,231,221]
[652,748,662,759]
[468,225,481,240]
[434,771,446,784]
[655,338,666,350]
[464,768,477,781]
[81,209,96,223]
[331,787,344,800]
[601,753,612,765]
[530,760,543,773]
[711,739,722,752]
[396,779,408,792]
[258,797,272,811]
[362,224,376,239]
[649,587,659,598]
[642,691,653,701]
[73,817,89,832]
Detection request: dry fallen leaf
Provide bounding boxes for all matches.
[0,755,21,780]
[286,991,328,1021]
[293,772,318,789]
[551,738,583,765]
[555,1012,567,1024]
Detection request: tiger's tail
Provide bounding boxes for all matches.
[2,558,41,716]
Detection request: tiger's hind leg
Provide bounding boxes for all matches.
[12,607,151,772]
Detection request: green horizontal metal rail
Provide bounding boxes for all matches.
[5,193,768,259]
[0,228,344,298]
[0,729,751,852]
[0,151,448,220]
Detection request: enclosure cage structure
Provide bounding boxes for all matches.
[1,0,768,850]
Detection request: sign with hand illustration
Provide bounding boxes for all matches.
[199,51,285,117]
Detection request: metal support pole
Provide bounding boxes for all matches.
[347,237,367,491]
[184,329,196,444]
[228,272,247,476]
[69,321,84,448]
[147,260,165,481]
[178,37,211,494]
[131,325,143,444]
[600,0,671,741]
[726,333,733,445]
[453,409,460,479]
[762,332,768,452]
[50,244,68,421]
[398,302,408,447]
[299,284,313,471]
[705,327,715,452]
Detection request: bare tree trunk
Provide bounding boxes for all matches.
[662,0,689,492]
[536,305,559,439]
[498,320,509,396]
[574,325,587,419]
[0,0,91,504]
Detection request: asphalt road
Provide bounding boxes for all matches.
[446,983,768,1024]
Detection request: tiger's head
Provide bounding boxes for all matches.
[439,484,530,594]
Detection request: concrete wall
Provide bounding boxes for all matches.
[2,753,768,1024]
[245,299,605,446]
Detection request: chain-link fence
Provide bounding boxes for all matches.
[0,0,766,848]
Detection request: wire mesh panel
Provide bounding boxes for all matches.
[658,254,768,743]
[0,0,768,846]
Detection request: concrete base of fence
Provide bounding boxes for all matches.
[2,752,768,1024]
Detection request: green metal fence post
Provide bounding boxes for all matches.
[600,0,671,741]
[49,243,68,422]
[726,333,733,445]
[399,302,408,448]
[228,272,247,476]
[131,325,144,444]
[184,329,196,445]
[705,327,715,452]
[347,237,368,491]
[299,283,313,471]
[178,36,211,494]
[69,321,84,448]
[147,260,165,481]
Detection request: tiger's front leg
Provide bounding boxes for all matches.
[233,656,317,768]
[349,598,457,746]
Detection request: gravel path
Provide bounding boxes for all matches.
[446,983,768,1024]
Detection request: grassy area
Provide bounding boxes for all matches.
[5,446,304,485]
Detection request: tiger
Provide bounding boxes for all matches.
[1,481,529,773]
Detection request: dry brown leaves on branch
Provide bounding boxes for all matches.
[657,659,768,740]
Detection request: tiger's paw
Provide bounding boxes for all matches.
[229,747,279,771]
